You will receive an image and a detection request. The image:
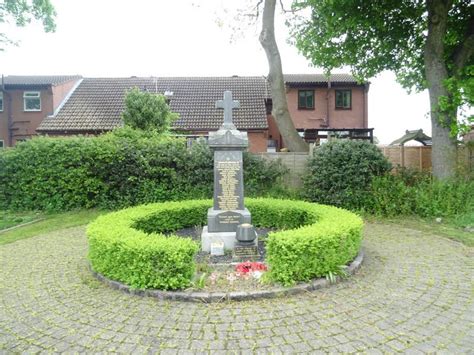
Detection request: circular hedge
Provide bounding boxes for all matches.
[87,198,363,290]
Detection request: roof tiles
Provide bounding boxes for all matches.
[3,75,82,87]
[38,77,269,132]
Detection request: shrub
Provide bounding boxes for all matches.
[87,200,205,290]
[303,140,392,209]
[87,198,363,289]
[0,130,288,211]
[366,172,474,217]
[122,87,178,133]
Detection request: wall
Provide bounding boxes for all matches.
[254,152,309,188]
[286,86,367,130]
[0,79,79,146]
[256,146,473,187]
[247,131,268,153]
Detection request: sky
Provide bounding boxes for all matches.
[0,0,433,144]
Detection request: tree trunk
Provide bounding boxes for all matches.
[259,0,309,152]
[424,0,457,179]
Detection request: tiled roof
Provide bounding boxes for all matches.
[284,74,360,85]
[38,76,269,132]
[2,75,82,87]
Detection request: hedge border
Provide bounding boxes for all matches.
[90,250,364,303]
[87,198,363,290]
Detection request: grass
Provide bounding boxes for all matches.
[365,211,474,247]
[0,209,105,246]
[1,207,472,248]
[0,211,42,230]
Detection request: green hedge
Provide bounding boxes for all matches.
[366,173,474,217]
[87,198,363,289]
[0,129,287,211]
[303,140,392,210]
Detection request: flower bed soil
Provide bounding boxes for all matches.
[172,227,274,264]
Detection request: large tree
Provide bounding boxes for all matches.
[1,0,56,51]
[291,0,473,179]
[259,0,309,152]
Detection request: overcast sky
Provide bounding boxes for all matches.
[0,0,433,144]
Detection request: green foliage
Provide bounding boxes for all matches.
[1,0,56,50]
[243,152,289,196]
[87,201,204,290]
[303,140,392,210]
[365,171,474,218]
[0,131,288,211]
[88,198,363,289]
[122,87,178,133]
[291,0,473,136]
[261,199,363,286]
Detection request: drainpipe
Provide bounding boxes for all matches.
[326,80,331,127]
[1,75,13,146]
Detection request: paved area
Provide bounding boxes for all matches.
[0,223,473,354]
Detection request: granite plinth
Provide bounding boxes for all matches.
[233,241,259,261]
[201,226,237,252]
[207,207,251,233]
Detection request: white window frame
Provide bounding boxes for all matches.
[0,91,3,112]
[23,91,41,112]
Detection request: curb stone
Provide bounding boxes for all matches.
[91,249,364,303]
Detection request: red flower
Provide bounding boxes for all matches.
[235,261,267,274]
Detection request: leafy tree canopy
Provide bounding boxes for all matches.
[291,0,473,132]
[122,87,178,134]
[1,0,56,50]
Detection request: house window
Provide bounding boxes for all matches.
[24,91,41,111]
[298,90,314,109]
[335,90,351,109]
[0,92,3,111]
[0,140,4,149]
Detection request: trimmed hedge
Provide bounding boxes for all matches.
[0,129,288,211]
[87,198,363,289]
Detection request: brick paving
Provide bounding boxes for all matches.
[0,223,473,353]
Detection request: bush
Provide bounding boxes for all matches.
[366,172,474,217]
[122,87,178,133]
[303,140,392,209]
[87,198,363,289]
[0,130,288,211]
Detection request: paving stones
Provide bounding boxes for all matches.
[0,223,473,353]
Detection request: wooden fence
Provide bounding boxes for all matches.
[256,145,473,187]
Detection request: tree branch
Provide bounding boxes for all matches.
[453,13,474,71]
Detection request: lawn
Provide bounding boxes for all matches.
[0,209,105,246]
[364,211,474,247]
[0,211,42,231]
[1,207,473,248]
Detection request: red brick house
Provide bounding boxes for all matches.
[4,74,370,152]
[0,75,82,147]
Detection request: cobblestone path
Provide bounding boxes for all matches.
[1,223,473,353]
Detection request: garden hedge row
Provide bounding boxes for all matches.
[87,198,363,289]
[0,129,287,211]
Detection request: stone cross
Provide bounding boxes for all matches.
[216,90,240,130]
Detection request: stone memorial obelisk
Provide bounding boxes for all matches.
[201,91,257,255]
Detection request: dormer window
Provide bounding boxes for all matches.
[298,90,314,110]
[24,91,41,111]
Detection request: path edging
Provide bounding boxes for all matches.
[91,249,364,303]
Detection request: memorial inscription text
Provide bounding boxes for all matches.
[217,161,240,210]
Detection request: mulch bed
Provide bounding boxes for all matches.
[172,227,275,264]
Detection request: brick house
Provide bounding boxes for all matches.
[0,75,82,147]
[26,74,368,153]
